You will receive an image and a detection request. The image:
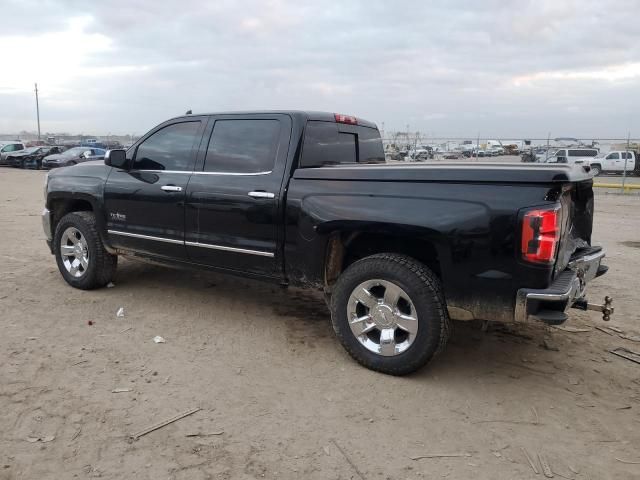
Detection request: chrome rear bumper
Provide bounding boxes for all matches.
[515,249,607,324]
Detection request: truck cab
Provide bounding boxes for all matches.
[576,151,637,176]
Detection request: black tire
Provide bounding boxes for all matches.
[590,164,601,176]
[54,211,117,290]
[330,253,450,375]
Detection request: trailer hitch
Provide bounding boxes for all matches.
[572,296,614,321]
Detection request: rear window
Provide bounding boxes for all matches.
[300,121,384,168]
[568,149,598,157]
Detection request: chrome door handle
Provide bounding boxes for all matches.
[161,185,182,192]
[248,191,275,199]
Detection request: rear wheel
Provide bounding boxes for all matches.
[330,253,450,375]
[54,212,117,290]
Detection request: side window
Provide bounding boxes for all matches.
[556,150,566,157]
[606,152,619,160]
[357,126,385,163]
[301,121,356,167]
[133,121,200,171]
[204,119,281,173]
[621,152,631,160]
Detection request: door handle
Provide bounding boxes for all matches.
[248,191,275,199]
[161,185,182,192]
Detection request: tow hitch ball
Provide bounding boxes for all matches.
[572,296,614,321]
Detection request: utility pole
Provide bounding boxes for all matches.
[622,131,630,193]
[34,83,41,141]
[544,132,550,162]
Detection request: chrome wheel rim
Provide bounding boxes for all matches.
[347,279,418,356]
[60,227,89,278]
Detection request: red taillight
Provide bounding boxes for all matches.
[334,113,357,125]
[521,208,560,264]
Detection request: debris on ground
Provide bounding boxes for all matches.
[409,453,472,460]
[71,427,82,441]
[615,457,640,464]
[153,336,166,344]
[112,388,132,393]
[609,347,640,365]
[331,439,367,480]
[595,326,614,336]
[26,435,55,443]
[130,407,201,440]
[538,453,554,478]
[120,327,132,333]
[521,447,539,474]
[185,431,224,437]
[87,320,94,326]
[552,326,592,333]
[116,307,125,317]
[107,282,115,288]
[619,334,640,343]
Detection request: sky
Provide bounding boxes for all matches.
[1,0,639,138]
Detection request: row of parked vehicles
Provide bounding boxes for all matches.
[521,146,639,176]
[0,141,106,169]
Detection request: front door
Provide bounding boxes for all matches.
[604,152,620,172]
[184,114,291,276]
[104,119,206,259]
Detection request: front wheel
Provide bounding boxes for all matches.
[590,164,601,176]
[54,211,117,289]
[330,253,450,375]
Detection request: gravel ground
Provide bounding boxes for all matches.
[1,168,639,480]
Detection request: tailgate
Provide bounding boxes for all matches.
[555,178,595,275]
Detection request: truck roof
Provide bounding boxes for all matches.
[166,110,379,129]
[294,162,595,184]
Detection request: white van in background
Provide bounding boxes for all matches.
[576,151,637,176]
[542,148,599,164]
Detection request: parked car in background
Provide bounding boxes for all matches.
[8,146,65,169]
[542,148,599,164]
[42,147,106,169]
[0,141,25,165]
[575,151,638,176]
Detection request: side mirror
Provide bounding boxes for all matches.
[105,149,128,169]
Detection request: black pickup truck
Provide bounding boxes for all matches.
[42,111,612,375]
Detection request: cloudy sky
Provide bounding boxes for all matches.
[1,0,638,138]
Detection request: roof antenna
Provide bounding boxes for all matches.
[185,109,192,115]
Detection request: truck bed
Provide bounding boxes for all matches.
[293,162,594,184]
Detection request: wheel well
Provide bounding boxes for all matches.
[50,198,93,234]
[324,231,441,288]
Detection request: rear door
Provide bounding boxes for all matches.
[184,114,291,276]
[104,118,206,259]
[621,152,635,173]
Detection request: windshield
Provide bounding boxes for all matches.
[61,147,86,157]
[22,147,41,154]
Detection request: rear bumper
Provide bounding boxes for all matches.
[515,249,607,324]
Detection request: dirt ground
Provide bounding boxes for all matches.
[1,168,639,480]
